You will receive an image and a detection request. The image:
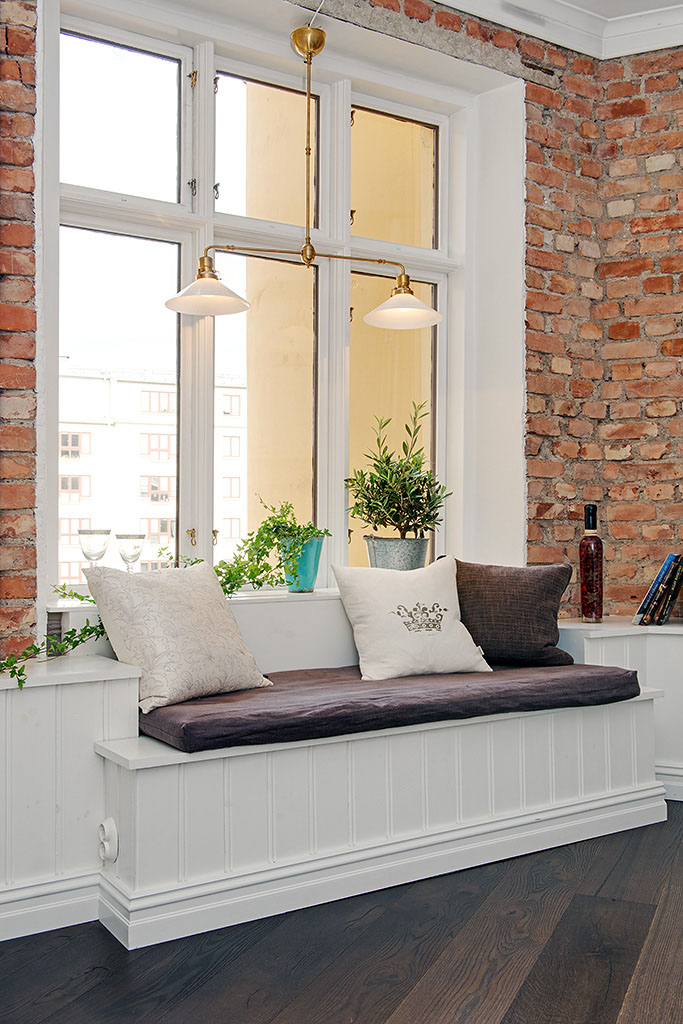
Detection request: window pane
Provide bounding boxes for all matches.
[213,254,316,565]
[59,227,179,580]
[60,33,180,202]
[348,273,435,567]
[350,106,437,249]
[215,73,318,227]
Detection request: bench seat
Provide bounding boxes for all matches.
[139,662,640,753]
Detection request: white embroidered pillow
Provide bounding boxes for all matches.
[333,556,491,680]
[85,562,271,713]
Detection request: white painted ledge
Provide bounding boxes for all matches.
[559,616,683,638]
[0,654,140,691]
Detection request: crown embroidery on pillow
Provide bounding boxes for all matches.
[393,602,447,632]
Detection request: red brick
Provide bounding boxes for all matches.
[596,97,650,120]
[404,0,431,20]
[0,304,35,331]
[0,511,34,539]
[434,9,461,30]
[465,19,491,42]
[370,0,400,9]
[0,483,34,509]
[661,339,683,356]
[624,294,683,316]
[492,28,515,49]
[0,425,35,451]
[0,81,35,114]
[526,291,563,314]
[526,83,563,110]
[6,27,35,58]
[0,577,36,599]
[608,322,639,340]
[597,257,654,279]
[643,275,673,294]
[606,81,637,100]
[597,61,625,81]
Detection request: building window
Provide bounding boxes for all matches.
[140,559,170,572]
[59,475,91,502]
[141,517,176,545]
[223,394,241,417]
[224,476,241,499]
[141,433,176,461]
[59,517,92,545]
[141,390,177,414]
[223,435,241,459]
[59,560,85,585]
[60,432,91,458]
[140,476,176,503]
[223,517,241,539]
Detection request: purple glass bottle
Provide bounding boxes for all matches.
[579,503,603,623]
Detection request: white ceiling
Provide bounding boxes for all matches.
[442,0,683,57]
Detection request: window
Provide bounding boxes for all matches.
[52,19,450,584]
[140,433,176,461]
[59,561,86,585]
[141,517,176,545]
[142,391,177,414]
[140,476,176,503]
[60,432,91,458]
[59,517,92,545]
[223,435,241,459]
[224,476,241,499]
[223,517,241,539]
[60,32,181,201]
[59,475,91,502]
[350,106,438,249]
[140,559,170,572]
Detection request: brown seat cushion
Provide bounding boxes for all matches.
[139,663,639,753]
[455,560,574,666]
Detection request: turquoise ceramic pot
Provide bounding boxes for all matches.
[282,535,324,592]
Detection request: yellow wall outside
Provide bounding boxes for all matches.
[350,106,436,249]
[241,86,436,558]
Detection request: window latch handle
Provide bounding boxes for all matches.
[212,529,219,546]
[186,527,197,547]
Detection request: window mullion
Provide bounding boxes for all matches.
[178,41,216,562]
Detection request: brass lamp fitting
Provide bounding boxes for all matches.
[197,255,218,279]
[291,26,326,60]
[300,242,317,266]
[392,273,414,296]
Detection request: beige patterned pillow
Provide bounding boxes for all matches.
[333,556,491,680]
[85,562,271,713]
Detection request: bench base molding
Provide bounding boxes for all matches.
[97,693,666,949]
[98,786,665,949]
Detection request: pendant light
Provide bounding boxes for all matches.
[166,23,441,330]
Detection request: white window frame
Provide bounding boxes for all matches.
[44,4,474,592]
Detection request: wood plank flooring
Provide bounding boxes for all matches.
[1,802,681,1024]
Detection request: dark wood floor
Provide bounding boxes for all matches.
[2,802,681,1024]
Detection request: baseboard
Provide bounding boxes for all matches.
[656,763,683,802]
[99,786,667,949]
[0,874,99,942]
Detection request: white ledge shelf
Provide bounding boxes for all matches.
[0,654,141,691]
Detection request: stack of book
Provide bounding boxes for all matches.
[632,553,683,625]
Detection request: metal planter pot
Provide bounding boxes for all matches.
[364,535,429,571]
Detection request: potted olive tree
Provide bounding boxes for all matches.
[345,402,450,570]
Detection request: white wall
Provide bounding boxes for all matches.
[449,80,527,567]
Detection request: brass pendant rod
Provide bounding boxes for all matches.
[305,51,313,248]
[203,243,407,278]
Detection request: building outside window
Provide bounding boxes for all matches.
[140,433,176,461]
[59,475,91,502]
[140,476,176,503]
[59,517,92,545]
[224,394,241,417]
[142,517,176,546]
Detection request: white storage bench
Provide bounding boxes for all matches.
[95,691,666,949]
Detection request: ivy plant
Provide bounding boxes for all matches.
[345,401,451,538]
[0,586,105,690]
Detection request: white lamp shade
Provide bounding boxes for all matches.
[363,292,443,330]
[165,277,250,315]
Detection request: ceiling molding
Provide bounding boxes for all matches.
[439,1,683,58]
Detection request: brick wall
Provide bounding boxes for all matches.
[0,0,37,656]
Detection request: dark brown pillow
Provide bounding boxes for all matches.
[455,560,573,666]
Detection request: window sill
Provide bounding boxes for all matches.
[45,586,342,614]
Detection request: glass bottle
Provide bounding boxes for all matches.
[579,504,603,623]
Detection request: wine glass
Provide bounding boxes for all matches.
[116,533,146,573]
[78,529,111,570]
